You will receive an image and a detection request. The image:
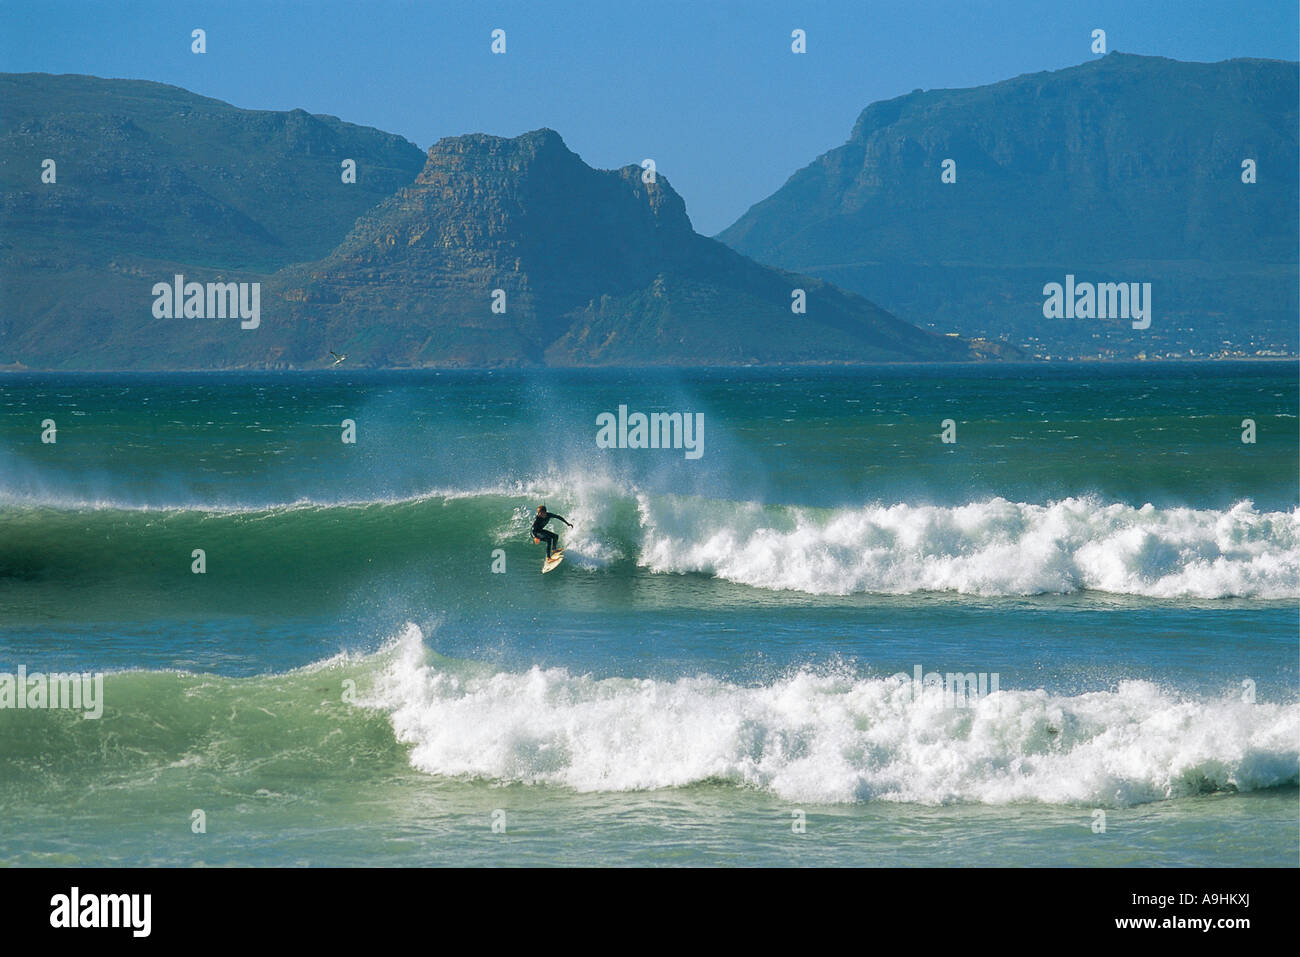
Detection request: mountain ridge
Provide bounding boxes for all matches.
[717,52,1299,359]
[261,126,982,367]
[0,73,994,368]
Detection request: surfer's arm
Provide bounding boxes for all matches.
[553,514,572,527]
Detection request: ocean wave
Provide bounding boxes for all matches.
[3,476,1297,598]
[365,625,1299,806]
[629,494,1300,598]
[4,625,1296,807]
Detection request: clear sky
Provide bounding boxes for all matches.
[2,0,1296,235]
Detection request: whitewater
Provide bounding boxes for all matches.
[363,624,1300,806]
[7,480,1297,599]
[4,364,1297,866]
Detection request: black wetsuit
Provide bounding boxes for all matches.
[531,512,569,558]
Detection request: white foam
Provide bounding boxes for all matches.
[7,470,1297,599]
[365,626,1300,806]
[637,495,1300,598]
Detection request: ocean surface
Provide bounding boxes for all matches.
[1,362,1297,867]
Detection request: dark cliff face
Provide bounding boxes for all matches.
[267,128,974,367]
[274,129,700,358]
[717,53,1299,358]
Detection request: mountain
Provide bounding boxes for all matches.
[717,53,1299,359]
[0,75,986,369]
[0,73,427,270]
[261,128,982,367]
[0,73,428,369]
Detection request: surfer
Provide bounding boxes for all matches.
[531,505,572,559]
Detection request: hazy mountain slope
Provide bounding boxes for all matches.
[718,53,1299,358]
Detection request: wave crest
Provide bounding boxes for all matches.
[632,495,1299,598]
[4,477,1296,598]
[367,626,1299,806]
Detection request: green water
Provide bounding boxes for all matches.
[1,363,1297,866]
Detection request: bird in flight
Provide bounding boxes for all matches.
[329,351,347,366]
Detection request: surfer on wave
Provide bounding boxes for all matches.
[531,505,572,559]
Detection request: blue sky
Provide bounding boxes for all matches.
[2,0,1296,234]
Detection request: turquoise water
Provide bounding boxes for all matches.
[1,363,1297,866]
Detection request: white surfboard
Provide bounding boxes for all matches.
[542,550,565,574]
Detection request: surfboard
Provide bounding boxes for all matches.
[542,550,565,574]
